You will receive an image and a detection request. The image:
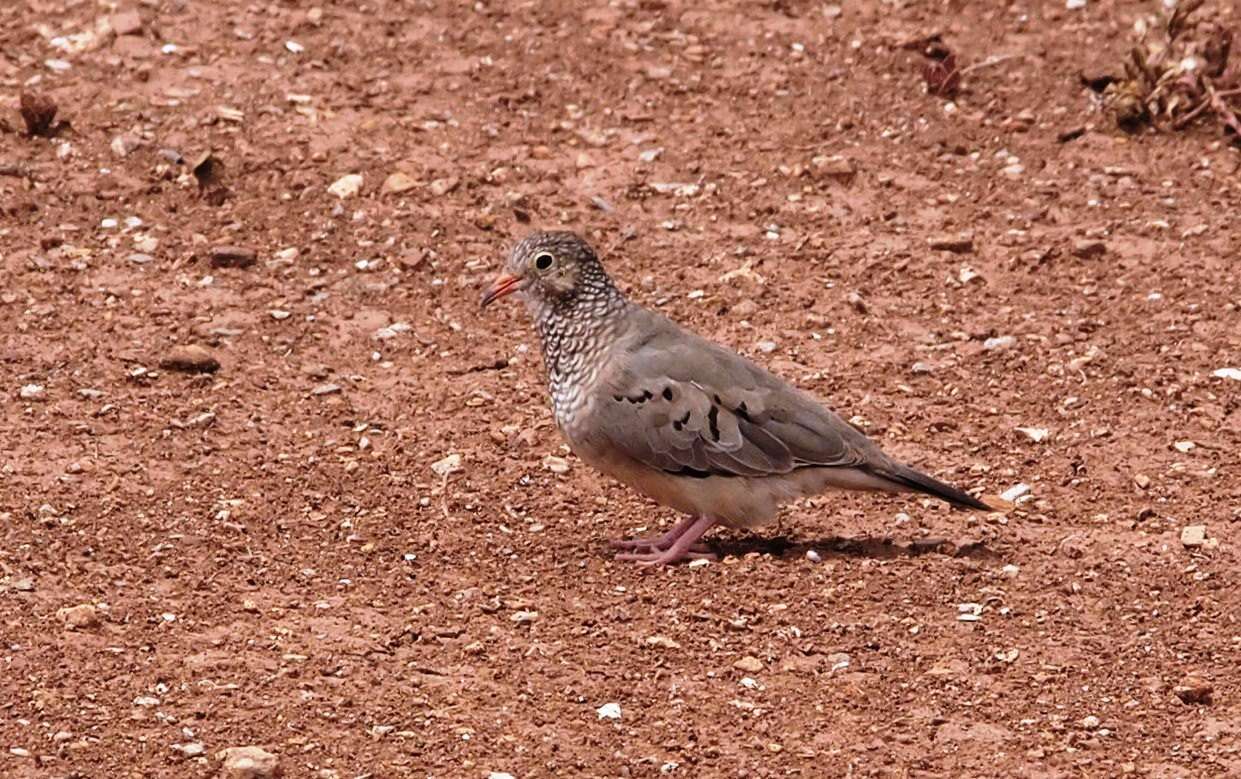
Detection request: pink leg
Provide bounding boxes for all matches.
[610,514,700,551]
[614,515,717,565]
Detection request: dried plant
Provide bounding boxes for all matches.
[1100,0,1239,139]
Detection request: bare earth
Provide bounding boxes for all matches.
[2,0,1240,776]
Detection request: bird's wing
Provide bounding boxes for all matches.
[585,311,889,479]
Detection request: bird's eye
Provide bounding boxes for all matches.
[533,252,555,271]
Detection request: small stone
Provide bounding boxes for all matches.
[543,455,570,474]
[806,549,822,563]
[812,155,856,184]
[596,702,622,720]
[756,340,777,354]
[733,655,764,673]
[957,266,983,284]
[1173,440,1196,453]
[111,134,141,157]
[645,635,682,649]
[1080,715,1101,730]
[1001,564,1020,578]
[1174,677,1213,705]
[381,172,418,195]
[489,774,516,779]
[687,558,710,568]
[160,345,220,374]
[928,233,974,253]
[428,177,459,197]
[128,252,154,264]
[1066,0,1086,9]
[828,652,851,672]
[845,291,868,314]
[19,384,45,401]
[999,483,1030,502]
[269,310,290,320]
[1180,525,1207,548]
[110,9,144,36]
[327,174,364,199]
[911,361,932,375]
[20,91,59,137]
[217,745,282,778]
[639,148,663,162]
[1212,367,1241,381]
[10,747,31,758]
[983,335,1016,350]
[210,246,257,269]
[1072,239,1106,259]
[511,610,538,624]
[12,577,35,591]
[431,453,462,477]
[133,695,160,707]
[1015,426,1050,443]
[57,603,100,629]
[174,742,206,758]
[1134,474,1151,489]
[310,383,341,396]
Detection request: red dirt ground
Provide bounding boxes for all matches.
[3,1,1240,776]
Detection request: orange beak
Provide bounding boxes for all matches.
[480,273,526,308]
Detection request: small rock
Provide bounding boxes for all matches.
[210,246,257,269]
[543,455,570,474]
[1080,715,1101,730]
[217,746,282,778]
[639,148,663,163]
[489,774,516,779]
[827,652,851,672]
[9,747,31,758]
[845,291,868,314]
[596,702,622,720]
[160,345,220,374]
[1072,239,1106,259]
[19,384,45,401]
[111,134,141,157]
[957,266,983,284]
[1212,367,1241,381]
[511,610,538,624]
[756,340,777,354]
[928,233,974,253]
[806,549,822,563]
[12,577,35,591]
[431,453,462,477]
[133,695,160,707]
[911,361,932,375]
[733,655,764,673]
[983,335,1016,350]
[1134,474,1151,489]
[381,172,418,195]
[812,155,857,184]
[1015,426,1050,443]
[1066,0,1086,9]
[327,174,364,199]
[57,603,100,629]
[1173,440,1196,453]
[20,91,59,137]
[645,635,682,650]
[687,558,710,568]
[428,177,459,197]
[1174,676,1213,705]
[1000,563,1020,578]
[173,742,206,758]
[269,310,290,320]
[128,252,154,264]
[1180,525,1207,548]
[999,483,1030,503]
[310,383,341,397]
[110,9,144,36]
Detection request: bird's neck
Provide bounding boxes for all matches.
[532,283,628,417]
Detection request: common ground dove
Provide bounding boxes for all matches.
[482,231,991,565]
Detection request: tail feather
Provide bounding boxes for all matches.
[873,462,992,512]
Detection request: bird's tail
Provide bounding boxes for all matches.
[873,462,993,511]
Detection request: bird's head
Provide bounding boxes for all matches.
[480,231,610,309]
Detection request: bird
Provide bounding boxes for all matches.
[481,231,991,565]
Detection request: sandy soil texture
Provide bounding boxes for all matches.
[2,0,1240,776]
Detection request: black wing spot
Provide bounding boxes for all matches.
[676,410,691,425]
[669,466,713,479]
[613,395,623,402]
[626,389,654,404]
[662,387,674,401]
[713,394,722,405]
[707,405,721,441]
[736,401,751,421]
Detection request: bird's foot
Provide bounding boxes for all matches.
[609,514,700,551]
[612,515,717,566]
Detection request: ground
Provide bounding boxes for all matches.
[2,0,1240,777]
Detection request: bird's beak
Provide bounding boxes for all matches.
[480,273,526,308]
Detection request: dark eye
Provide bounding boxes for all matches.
[533,252,555,271]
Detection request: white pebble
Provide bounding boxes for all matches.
[19,384,45,400]
[805,549,822,563]
[983,335,1016,350]
[596,702,622,720]
[1000,483,1031,502]
[1213,367,1241,381]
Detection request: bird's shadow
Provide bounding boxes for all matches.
[709,534,998,561]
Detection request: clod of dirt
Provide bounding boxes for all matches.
[210,246,257,269]
[20,91,61,138]
[160,345,221,374]
[1072,239,1107,259]
[733,655,764,673]
[928,233,975,253]
[1174,676,1213,705]
[110,10,144,36]
[217,746,282,778]
[57,604,100,630]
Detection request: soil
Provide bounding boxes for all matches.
[2,1,1240,777]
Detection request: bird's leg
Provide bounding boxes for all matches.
[609,514,700,551]
[614,515,717,565]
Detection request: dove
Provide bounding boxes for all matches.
[482,231,991,565]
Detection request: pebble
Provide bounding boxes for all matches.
[431,453,462,477]
[639,148,663,162]
[1066,0,1086,8]
[806,549,822,563]
[110,9,144,36]
[1180,525,1207,548]
[128,252,154,264]
[957,266,983,284]
[133,695,161,707]
[645,635,682,649]
[217,746,281,778]
[733,655,764,673]
[57,604,100,629]
[269,310,290,320]
[688,558,710,568]
[310,383,341,397]
[596,702,622,720]
[160,345,220,374]
[983,335,1016,350]
[111,134,141,157]
[813,155,857,184]
[1000,483,1030,502]
[911,361,932,374]
[210,246,257,269]
[173,742,206,758]
[1080,715,1101,730]
[828,652,851,672]
[1015,426,1050,443]
[543,455,570,474]
[19,384,45,401]
[846,291,868,314]
[1174,676,1213,705]
[929,234,974,253]
[327,173,364,198]
[382,172,418,195]
[489,774,516,779]
[511,610,539,624]
[10,747,31,758]
[1212,367,1241,381]
[1001,563,1020,578]
[756,340,777,354]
